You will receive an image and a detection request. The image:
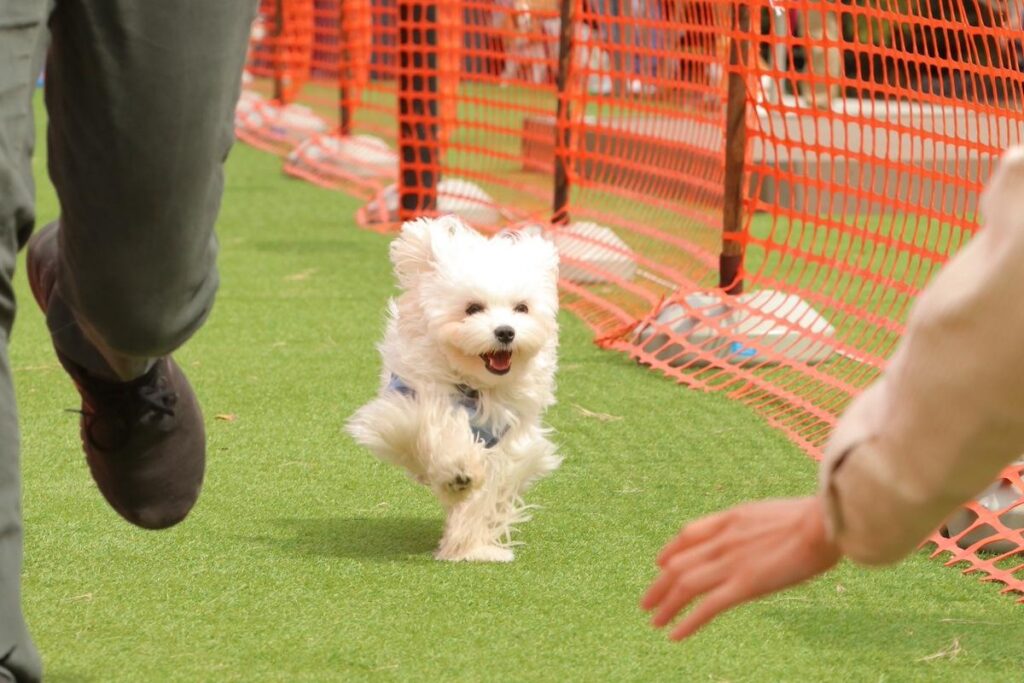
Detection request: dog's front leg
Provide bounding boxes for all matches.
[346,392,427,482]
[415,394,487,504]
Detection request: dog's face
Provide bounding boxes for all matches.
[391,216,559,387]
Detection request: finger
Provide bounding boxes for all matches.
[651,559,730,628]
[663,531,737,576]
[641,565,683,611]
[644,532,736,611]
[656,508,736,566]
[668,581,749,641]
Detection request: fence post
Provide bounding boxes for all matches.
[720,2,750,295]
[397,0,440,220]
[273,0,287,102]
[552,0,575,226]
[338,0,352,136]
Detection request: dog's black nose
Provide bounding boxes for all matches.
[494,326,515,344]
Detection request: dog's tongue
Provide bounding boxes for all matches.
[487,351,512,371]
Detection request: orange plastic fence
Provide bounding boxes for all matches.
[239,0,1024,598]
[236,0,318,152]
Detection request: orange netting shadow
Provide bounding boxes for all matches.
[239,0,1024,601]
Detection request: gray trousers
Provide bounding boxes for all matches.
[0,2,256,680]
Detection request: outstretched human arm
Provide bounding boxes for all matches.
[643,146,1024,639]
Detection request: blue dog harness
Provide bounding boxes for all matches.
[387,374,509,448]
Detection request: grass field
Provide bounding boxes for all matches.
[14,94,1024,682]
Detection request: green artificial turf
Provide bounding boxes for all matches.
[13,93,1024,682]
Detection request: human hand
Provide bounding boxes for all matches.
[641,495,841,641]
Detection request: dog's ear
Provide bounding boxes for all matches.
[521,230,560,280]
[538,236,560,280]
[390,218,436,287]
[390,215,471,287]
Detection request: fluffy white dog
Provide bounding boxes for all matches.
[346,216,561,562]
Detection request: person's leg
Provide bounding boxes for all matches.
[770,4,790,100]
[27,0,257,529]
[588,0,626,91]
[801,3,842,109]
[630,0,665,94]
[0,6,48,683]
[45,0,257,379]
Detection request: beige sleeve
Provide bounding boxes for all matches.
[819,147,1024,566]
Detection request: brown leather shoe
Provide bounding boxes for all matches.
[26,223,205,529]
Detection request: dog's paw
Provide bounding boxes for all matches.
[462,544,515,563]
[434,543,514,563]
[444,471,478,496]
[431,456,485,502]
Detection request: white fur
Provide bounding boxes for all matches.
[347,216,562,562]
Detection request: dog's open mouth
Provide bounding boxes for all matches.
[481,350,513,375]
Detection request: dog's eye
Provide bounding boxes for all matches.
[514,303,529,314]
[465,303,485,316]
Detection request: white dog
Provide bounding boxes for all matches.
[346,216,561,562]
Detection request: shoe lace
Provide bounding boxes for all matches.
[69,372,178,450]
[136,380,177,419]
[79,374,178,419]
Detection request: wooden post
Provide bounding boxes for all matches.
[720,3,749,295]
[273,0,286,102]
[338,0,352,136]
[552,0,575,226]
[397,0,440,219]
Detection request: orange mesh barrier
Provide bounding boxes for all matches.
[355,0,566,227]
[237,0,322,153]
[240,0,1024,598]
